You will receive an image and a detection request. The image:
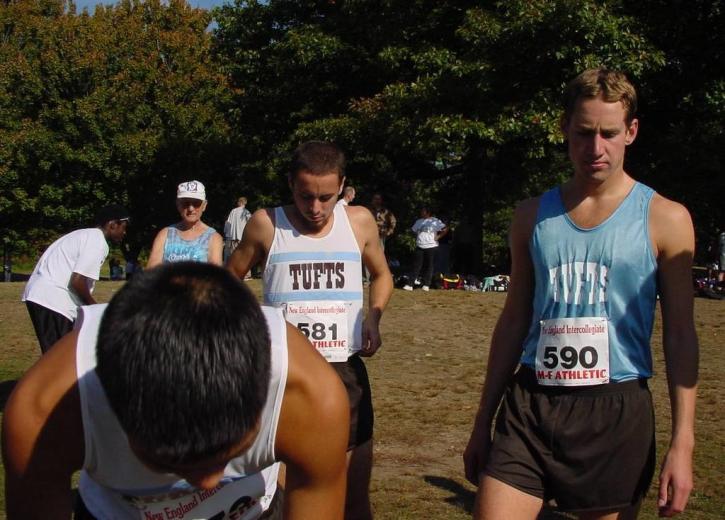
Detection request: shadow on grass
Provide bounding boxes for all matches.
[423,475,573,518]
[0,379,18,411]
[423,475,475,513]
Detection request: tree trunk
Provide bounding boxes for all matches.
[461,139,486,275]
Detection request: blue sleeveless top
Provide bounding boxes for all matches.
[162,225,215,263]
[520,182,658,381]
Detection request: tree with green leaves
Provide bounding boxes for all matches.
[622,0,725,262]
[1,0,233,259]
[214,0,665,273]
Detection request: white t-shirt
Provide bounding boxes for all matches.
[411,217,446,249]
[22,228,109,320]
[224,205,252,241]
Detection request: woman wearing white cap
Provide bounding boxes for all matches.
[147,180,223,268]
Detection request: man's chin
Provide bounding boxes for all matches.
[305,213,327,224]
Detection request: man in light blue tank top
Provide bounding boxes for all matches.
[464,69,699,519]
[227,141,394,520]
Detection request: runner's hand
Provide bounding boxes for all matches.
[657,444,694,517]
[463,423,492,486]
[359,317,381,357]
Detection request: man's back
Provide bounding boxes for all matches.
[22,228,108,319]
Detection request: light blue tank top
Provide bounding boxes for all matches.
[162,225,215,263]
[520,182,658,381]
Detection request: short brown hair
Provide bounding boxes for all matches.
[289,141,346,181]
[563,68,638,124]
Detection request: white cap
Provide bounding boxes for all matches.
[177,180,206,201]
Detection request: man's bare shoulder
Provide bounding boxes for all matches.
[649,192,694,257]
[8,331,80,415]
[246,208,276,237]
[346,204,375,220]
[515,195,541,214]
[511,196,542,237]
[250,207,275,224]
[345,205,377,231]
[649,192,692,226]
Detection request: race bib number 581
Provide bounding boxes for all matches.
[535,317,609,386]
[285,301,349,362]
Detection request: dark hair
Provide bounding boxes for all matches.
[563,68,638,125]
[96,262,271,465]
[289,140,346,181]
[94,204,130,227]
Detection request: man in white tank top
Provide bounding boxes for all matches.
[4,263,350,519]
[227,141,394,520]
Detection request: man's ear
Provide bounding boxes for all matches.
[624,118,639,145]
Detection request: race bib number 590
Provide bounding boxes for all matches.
[535,317,609,386]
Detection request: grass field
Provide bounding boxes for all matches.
[1,280,723,519]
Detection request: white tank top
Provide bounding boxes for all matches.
[75,304,287,520]
[263,204,363,361]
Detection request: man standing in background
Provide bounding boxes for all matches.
[403,207,447,292]
[21,204,129,353]
[337,185,356,206]
[224,196,252,264]
[370,193,396,252]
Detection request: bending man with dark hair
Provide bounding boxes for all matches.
[3,262,349,519]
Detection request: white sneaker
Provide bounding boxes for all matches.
[422,285,430,292]
[402,285,413,291]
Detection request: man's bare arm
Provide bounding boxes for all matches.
[276,324,349,519]
[650,195,698,517]
[69,273,97,305]
[227,209,274,279]
[463,197,538,485]
[2,332,85,519]
[349,206,393,357]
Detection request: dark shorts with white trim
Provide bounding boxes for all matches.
[331,354,374,450]
[483,365,656,513]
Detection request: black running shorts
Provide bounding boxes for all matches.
[331,354,374,450]
[484,366,656,513]
[25,300,74,353]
